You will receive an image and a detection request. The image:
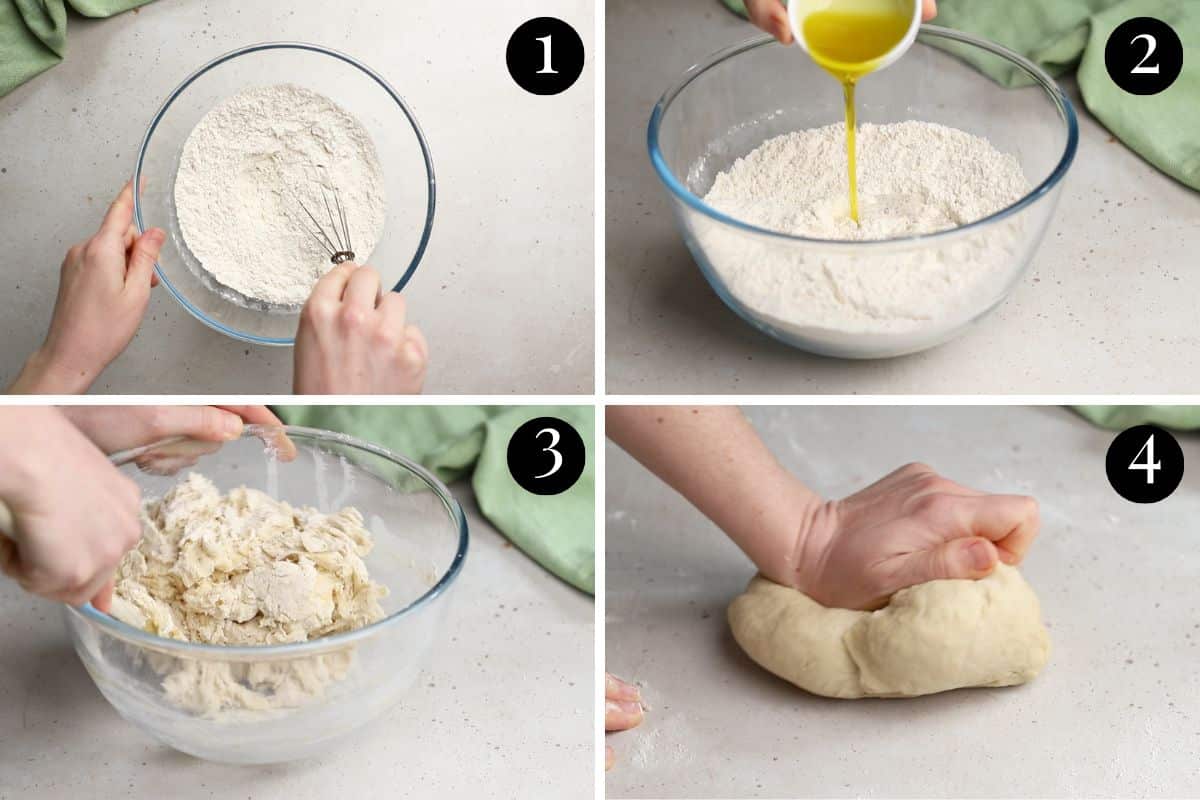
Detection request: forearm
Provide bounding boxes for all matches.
[0,408,62,505]
[607,406,820,585]
[9,347,94,394]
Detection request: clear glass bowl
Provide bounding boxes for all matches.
[63,425,467,764]
[134,43,437,345]
[648,27,1077,359]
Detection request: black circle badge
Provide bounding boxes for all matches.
[506,17,585,96]
[1106,425,1184,504]
[507,416,586,495]
[1105,17,1184,95]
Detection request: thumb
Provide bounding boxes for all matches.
[126,228,166,289]
[91,580,115,614]
[893,536,998,589]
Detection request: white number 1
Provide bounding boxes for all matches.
[535,428,564,479]
[1131,33,1160,74]
[1130,434,1162,484]
[536,34,558,74]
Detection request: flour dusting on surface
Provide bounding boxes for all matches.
[174,84,386,307]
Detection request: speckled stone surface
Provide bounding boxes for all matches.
[607,406,1200,798]
[605,0,1200,394]
[0,0,594,394]
[0,483,593,799]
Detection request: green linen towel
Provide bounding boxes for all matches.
[274,406,595,595]
[1,0,154,97]
[934,0,1199,191]
[719,0,1199,191]
[1074,406,1200,430]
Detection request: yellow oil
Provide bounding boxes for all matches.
[802,5,911,222]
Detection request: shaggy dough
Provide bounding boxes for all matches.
[110,473,387,714]
[728,564,1050,699]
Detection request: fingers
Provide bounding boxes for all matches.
[953,494,1040,564]
[343,265,381,310]
[606,673,642,703]
[605,699,644,732]
[922,0,938,22]
[90,579,115,613]
[126,228,166,288]
[606,745,616,772]
[746,0,793,44]
[889,536,998,593]
[152,406,244,443]
[218,405,300,462]
[309,261,357,306]
[98,180,135,238]
[219,405,283,428]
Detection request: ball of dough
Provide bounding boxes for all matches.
[727,564,1050,699]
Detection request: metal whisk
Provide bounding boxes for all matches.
[298,184,355,264]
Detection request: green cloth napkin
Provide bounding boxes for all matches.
[274,406,595,595]
[1074,406,1200,430]
[933,0,1200,191]
[1,0,154,97]
[719,0,1200,191]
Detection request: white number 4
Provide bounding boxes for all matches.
[1130,434,1163,484]
[1131,33,1160,74]
[536,35,558,75]
[535,427,564,479]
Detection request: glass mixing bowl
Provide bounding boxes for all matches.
[134,42,437,345]
[63,425,467,764]
[648,27,1077,359]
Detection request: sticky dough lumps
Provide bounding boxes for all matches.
[111,472,387,646]
[728,564,1050,699]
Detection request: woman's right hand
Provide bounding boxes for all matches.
[293,263,429,395]
[0,408,142,612]
[605,673,644,771]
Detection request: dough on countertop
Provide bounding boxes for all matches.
[728,564,1049,699]
[109,473,388,714]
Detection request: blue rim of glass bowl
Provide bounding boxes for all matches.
[133,41,438,347]
[647,26,1079,248]
[66,424,469,658]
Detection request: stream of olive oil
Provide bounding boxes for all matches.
[802,6,910,223]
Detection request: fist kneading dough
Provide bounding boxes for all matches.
[728,564,1049,699]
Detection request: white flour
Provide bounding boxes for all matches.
[700,121,1030,343]
[174,84,386,307]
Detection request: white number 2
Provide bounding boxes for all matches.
[536,34,558,74]
[535,427,564,479]
[1131,33,1160,74]
[1130,434,1163,484]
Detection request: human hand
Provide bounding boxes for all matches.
[60,405,282,454]
[793,463,1039,611]
[745,0,937,45]
[9,182,165,394]
[293,263,428,395]
[0,408,142,612]
[604,673,644,771]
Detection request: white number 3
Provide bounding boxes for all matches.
[1129,434,1163,484]
[1131,33,1160,74]
[535,427,564,479]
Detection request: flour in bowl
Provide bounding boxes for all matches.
[174,84,386,307]
[699,121,1031,343]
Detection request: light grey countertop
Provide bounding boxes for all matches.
[0,483,593,799]
[607,406,1200,798]
[0,0,594,394]
[605,0,1200,395]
